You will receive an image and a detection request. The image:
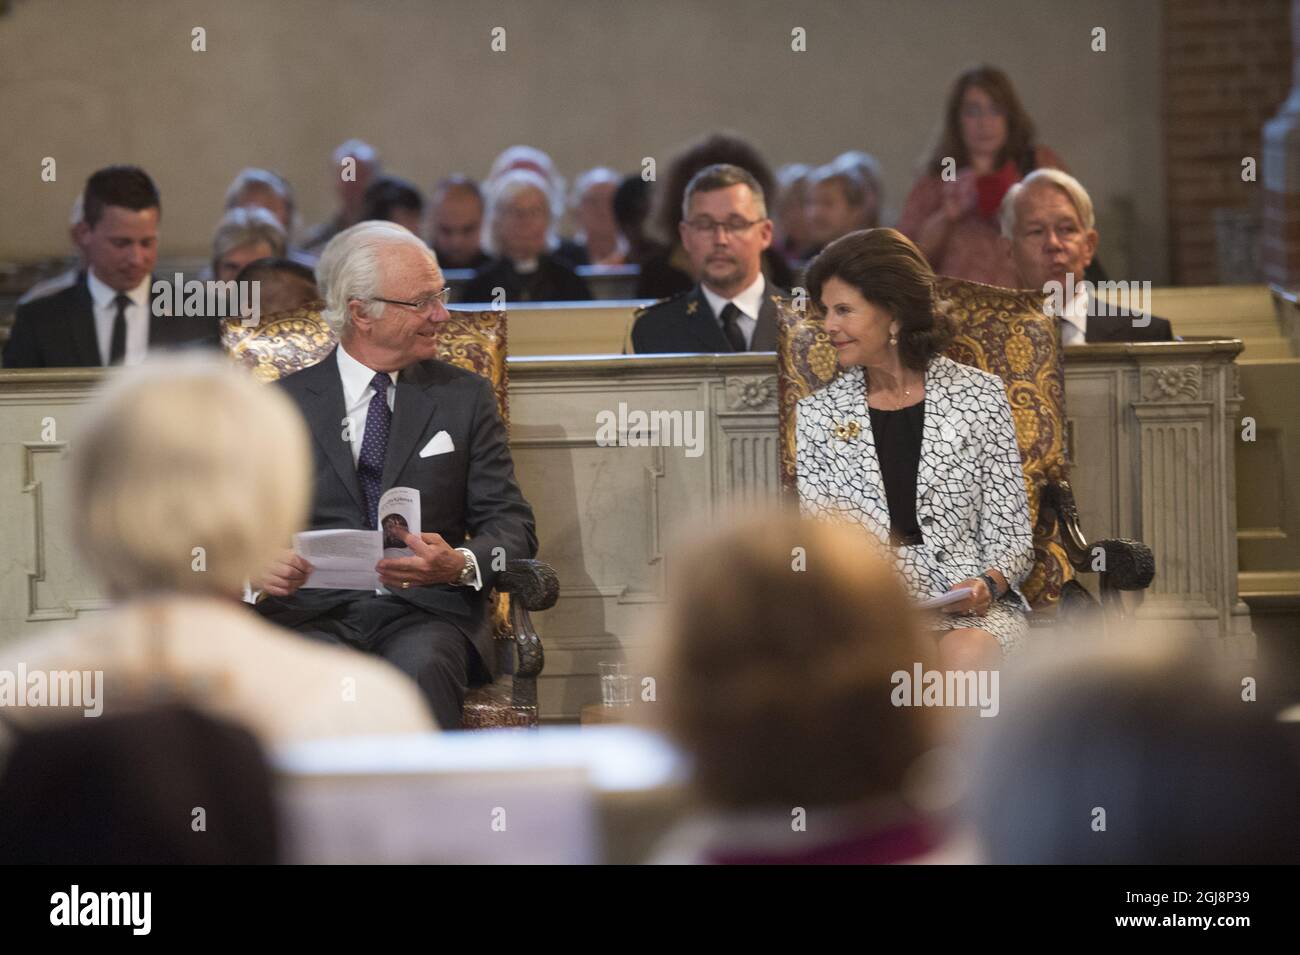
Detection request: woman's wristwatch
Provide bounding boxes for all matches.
[979,572,1002,601]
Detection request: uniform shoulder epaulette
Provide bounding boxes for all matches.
[634,289,692,319]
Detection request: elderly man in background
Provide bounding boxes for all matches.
[301,138,381,254]
[223,167,296,233]
[253,222,538,728]
[427,176,489,271]
[1001,169,1173,343]
[631,163,789,354]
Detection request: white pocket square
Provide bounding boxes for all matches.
[419,431,455,457]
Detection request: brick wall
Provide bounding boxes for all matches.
[1163,0,1292,285]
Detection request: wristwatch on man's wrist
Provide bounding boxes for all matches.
[979,572,1001,601]
[454,547,478,587]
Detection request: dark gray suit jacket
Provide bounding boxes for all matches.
[255,347,537,677]
[631,281,788,354]
[2,276,219,368]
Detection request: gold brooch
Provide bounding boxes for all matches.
[686,300,699,315]
[833,420,861,441]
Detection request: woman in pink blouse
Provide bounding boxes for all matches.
[898,65,1064,287]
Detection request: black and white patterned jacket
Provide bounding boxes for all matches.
[796,355,1034,609]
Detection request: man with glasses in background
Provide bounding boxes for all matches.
[631,164,789,354]
[251,221,537,728]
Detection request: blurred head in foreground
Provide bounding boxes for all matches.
[0,705,278,864]
[966,638,1300,864]
[659,512,937,812]
[75,355,310,599]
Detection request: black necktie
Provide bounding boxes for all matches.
[109,293,130,365]
[719,302,747,352]
[357,371,393,529]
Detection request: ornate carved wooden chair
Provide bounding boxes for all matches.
[775,277,1154,626]
[222,305,557,726]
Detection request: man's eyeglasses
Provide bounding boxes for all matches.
[684,216,765,237]
[370,287,452,313]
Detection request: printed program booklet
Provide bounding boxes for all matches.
[294,487,421,591]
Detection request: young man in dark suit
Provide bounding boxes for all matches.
[252,222,537,728]
[3,166,218,368]
[632,164,789,354]
[1002,169,1174,344]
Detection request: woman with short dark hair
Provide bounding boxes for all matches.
[796,228,1034,667]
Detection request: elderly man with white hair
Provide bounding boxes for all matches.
[253,221,538,728]
[1000,169,1173,343]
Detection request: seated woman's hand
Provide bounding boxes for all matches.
[376,532,465,588]
[942,577,993,616]
[255,550,313,597]
[941,171,978,222]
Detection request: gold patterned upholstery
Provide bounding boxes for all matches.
[220,302,334,382]
[222,305,548,727]
[934,277,1072,609]
[776,277,1074,611]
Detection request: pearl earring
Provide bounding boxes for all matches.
[889,329,898,347]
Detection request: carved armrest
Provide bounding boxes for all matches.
[1043,479,1155,591]
[494,559,560,612]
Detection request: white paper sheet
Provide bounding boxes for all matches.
[916,586,974,610]
[295,487,421,590]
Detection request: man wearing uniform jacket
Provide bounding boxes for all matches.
[632,163,789,354]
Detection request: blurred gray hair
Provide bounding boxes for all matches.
[482,168,558,257]
[316,220,433,333]
[1000,168,1096,238]
[831,151,883,204]
[210,207,287,269]
[223,167,295,217]
[332,138,380,168]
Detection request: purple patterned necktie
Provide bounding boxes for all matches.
[357,371,392,528]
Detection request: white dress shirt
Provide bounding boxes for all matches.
[87,268,151,366]
[701,273,766,349]
[1056,282,1089,347]
[333,343,481,591]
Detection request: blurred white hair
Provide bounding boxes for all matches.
[481,168,558,258]
[487,145,566,223]
[74,354,311,598]
[332,138,380,168]
[570,166,621,208]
